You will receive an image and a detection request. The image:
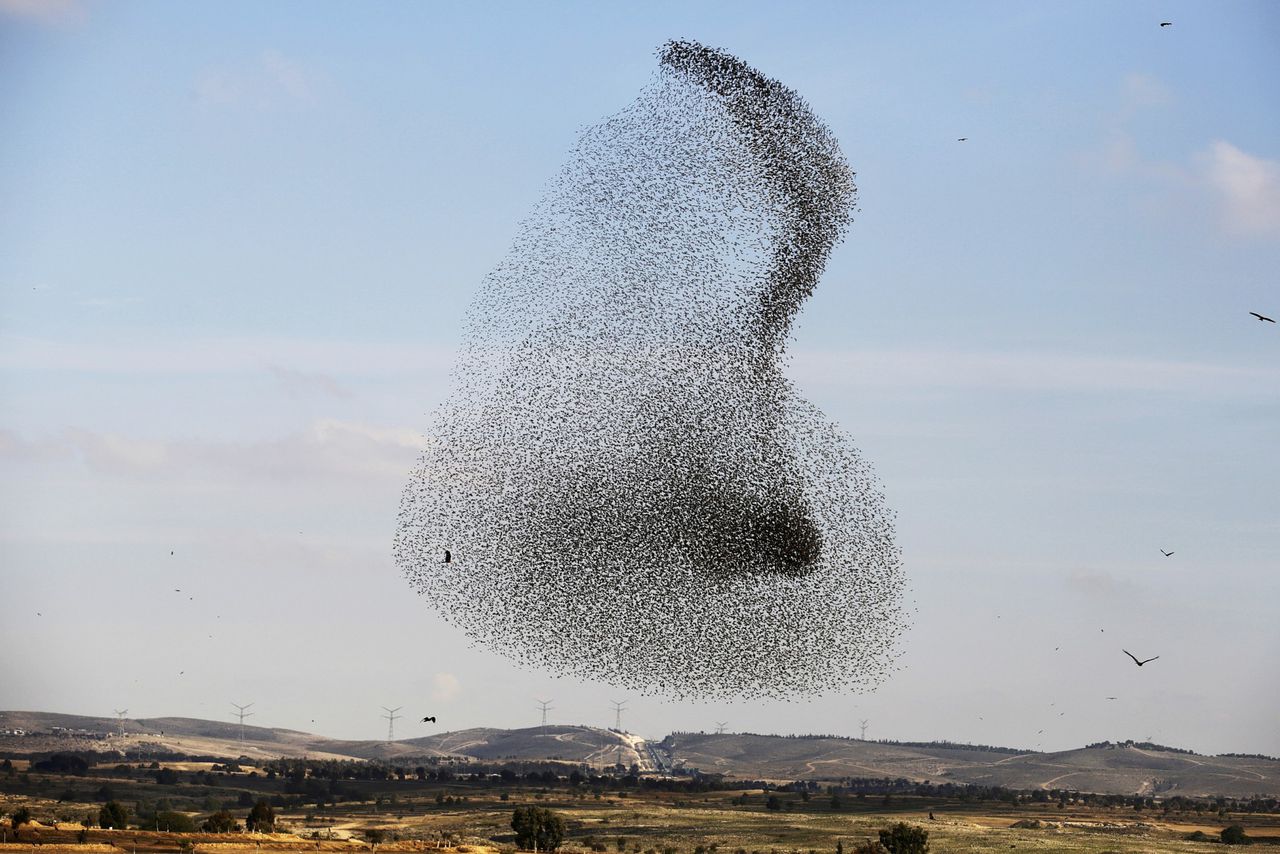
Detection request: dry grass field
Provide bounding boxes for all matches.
[7,785,1278,854]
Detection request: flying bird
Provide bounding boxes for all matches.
[422,716,436,723]
[1123,649,1159,666]
[1160,21,1172,27]
[1106,697,1118,700]
[1250,312,1275,323]
[1160,549,1174,557]
[443,549,451,564]
[957,137,967,142]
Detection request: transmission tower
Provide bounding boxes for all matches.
[113,709,128,739]
[610,699,628,731]
[859,719,869,740]
[381,706,402,743]
[714,721,727,735]
[535,698,553,731]
[230,702,254,745]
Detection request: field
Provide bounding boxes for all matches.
[5,777,1280,854]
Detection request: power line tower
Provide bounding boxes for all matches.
[113,709,128,739]
[381,706,402,743]
[230,702,254,745]
[714,721,727,735]
[610,699,628,732]
[535,698,553,732]
[859,719,869,740]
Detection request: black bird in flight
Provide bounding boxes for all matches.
[1250,311,1276,323]
[422,716,436,723]
[1106,697,1118,700]
[1160,549,1174,557]
[1160,21,1172,27]
[1123,649,1159,666]
[957,137,967,142]
[443,549,451,564]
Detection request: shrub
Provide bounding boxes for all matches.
[98,802,128,830]
[201,810,238,833]
[877,823,928,854]
[1221,825,1249,845]
[511,806,565,851]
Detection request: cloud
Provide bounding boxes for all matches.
[0,333,453,377]
[1121,72,1172,110]
[267,364,351,399]
[195,50,320,109]
[1200,140,1280,238]
[1063,568,1140,600]
[0,0,85,25]
[788,348,1280,395]
[0,419,430,482]
[431,673,461,703]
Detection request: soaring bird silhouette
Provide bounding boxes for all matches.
[1160,549,1174,557]
[957,137,967,142]
[422,716,436,723]
[1123,649,1159,666]
[1250,311,1276,323]
[1160,21,1172,27]
[443,549,451,564]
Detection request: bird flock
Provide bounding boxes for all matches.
[395,40,908,699]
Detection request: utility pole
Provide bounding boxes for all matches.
[859,719,869,740]
[381,706,402,743]
[714,721,727,735]
[231,702,254,746]
[610,699,627,732]
[535,698,553,732]
[113,709,128,740]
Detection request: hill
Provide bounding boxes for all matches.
[662,732,1280,799]
[2,711,1276,798]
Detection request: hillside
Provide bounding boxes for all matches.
[2,711,1276,798]
[663,732,1280,799]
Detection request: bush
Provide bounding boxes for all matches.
[511,806,565,851]
[202,810,238,833]
[10,807,32,829]
[98,802,129,830]
[849,843,886,854]
[1221,825,1249,845]
[246,799,275,832]
[877,823,928,854]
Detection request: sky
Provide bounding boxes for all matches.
[1,1,1278,757]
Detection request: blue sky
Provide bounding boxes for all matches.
[2,1,1278,755]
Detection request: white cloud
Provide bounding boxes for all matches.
[0,419,430,481]
[431,673,461,703]
[195,50,320,109]
[0,333,453,377]
[1200,140,1280,238]
[0,0,85,25]
[267,364,351,399]
[1121,72,1172,110]
[788,348,1279,395]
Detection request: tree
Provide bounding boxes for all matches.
[98,801,129,830]
[246,799,275,832]
[850,843,887,854]
[10,807,32,829]
[365,829,387,847]
[1221,824,1249,845]
[877,823,928,854]
[201,810,238,833]
[765,795,782,811]
[511,806,565,851]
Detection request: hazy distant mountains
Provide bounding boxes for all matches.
[2,711,1276,799]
